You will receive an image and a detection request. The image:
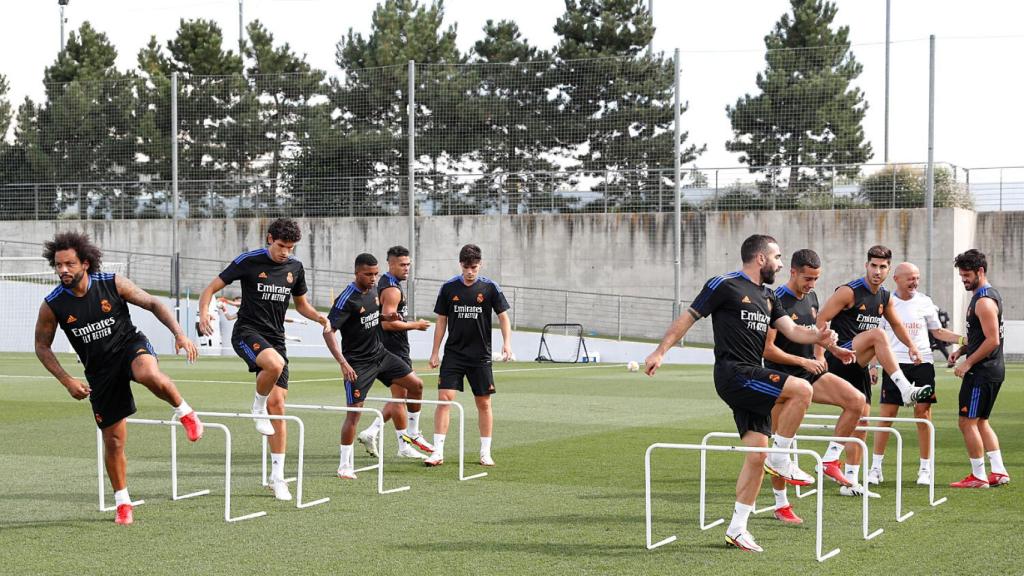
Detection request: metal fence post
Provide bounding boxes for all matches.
[672,47,682,319]
[34,184,39,220]
[925,35,935,295]
[617,295,622,341]
[407,59,417,317]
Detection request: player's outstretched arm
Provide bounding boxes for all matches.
[292,294,328,328]
[380,286,429,332]
[429,315,448,369]
[116,275,197,363]
[34,303,90,399]
[198,277,227,336]
[764,327,825,374]
[644,309,698,376]
[497,311,512,361]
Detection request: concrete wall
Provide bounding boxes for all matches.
[2,207,1020,343]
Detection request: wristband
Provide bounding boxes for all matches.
[958,335,966,346]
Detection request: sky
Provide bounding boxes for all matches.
[2,0,1023,182]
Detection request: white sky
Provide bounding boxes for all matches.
[2,0,1023,180]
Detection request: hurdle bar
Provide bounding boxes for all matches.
[804,414,947,507]
[645,443,840,562]
[700,432,882,541]
[284,404,411,495]
[364,396,487,482]
[193,412,331,509]
[799,423,913,522]
[97,418,266,522]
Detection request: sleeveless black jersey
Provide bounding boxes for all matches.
[690,271,787,366]
[44,273,140,376]
[434,276,510,363]
[327,283,386,365]
[965,284,1004,379]
[765,284,819,370]
[218,248,307,340]
[830,278,889,349]
[377,272,410,359]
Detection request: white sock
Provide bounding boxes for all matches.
[114,488,131,506]
[270,453,285,481]
[987,450,1007,475]
[395,428,408,443]
[407,411,420,435]
[433,434,446,457]
[480,436,492,455]
[920,458,931,473]
[970,457,987,479]
[340,444,353,469]
[846,464,860,483]
[890,370,911,394]
[363,417,383,436]
[727,501,754,535]
[769,435,794,468]
[174,399,192,418]
[871,453,885,470]
[823,441,844,462]
[773,488,789,508]
[253,392,269,413]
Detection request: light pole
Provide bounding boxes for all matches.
[58,0,70,52]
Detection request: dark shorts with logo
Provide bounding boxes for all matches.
[231,327,289,389]
[88,332,156,429]
[881,362,936,405]
[439,356,495,397]
[764,361,824,385]
[826,351,871,402]
[713,361,790,437]
[958,369,1003,420]
[345,350,414,405]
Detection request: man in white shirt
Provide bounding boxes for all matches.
[869,262,963,485]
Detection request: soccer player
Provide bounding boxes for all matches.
[815,245,932,498]
[762,249,863,525]
[645,234,839,553]
[426,244,511,468]
[197,218,327,501]
[868,262,963,487]
[357,246,434,455]
[34,231,203,525]
[324,253,428,480]
[947,249,1010,488]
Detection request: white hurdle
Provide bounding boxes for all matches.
[193,411,330,509]
[798,423,914,522]
[283,403,411,495]
[804,413,947,507]
[364,396,487,482]
[700,432,883,541]
[96,418,266,522]
[645,443,841,562]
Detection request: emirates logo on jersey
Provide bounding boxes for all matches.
[286,272,294,284]
[476,293,485,303]
[741,295,751,304]
[100,299,112,313]
[258,272,268,279]
[67,315,77,323]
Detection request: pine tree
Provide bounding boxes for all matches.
[726,0,871,202]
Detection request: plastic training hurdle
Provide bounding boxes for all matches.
[645,443,841,562]
[804,413,947,507]
[698,432,883,542]
[96,418,270,522]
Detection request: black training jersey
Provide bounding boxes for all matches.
[44,273,141,376]
[434,276,510,363]
[218,248,307,340]
[690,271,787,366]
[830,278,889,349]
[328,283,386,365]
[765,284,819,370]
[965,284,1004,378]
[377,272,410,359]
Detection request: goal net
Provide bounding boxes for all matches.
[0,257,126,352]
[535,323,591,363]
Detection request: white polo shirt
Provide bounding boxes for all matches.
[879,291,941,364]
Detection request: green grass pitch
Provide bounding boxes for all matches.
[0,352,1020,575]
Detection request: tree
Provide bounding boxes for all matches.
[726,0,871,199]
[552,0,702,212]
[860,165,972,209]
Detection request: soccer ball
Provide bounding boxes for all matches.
[627,361,640,372]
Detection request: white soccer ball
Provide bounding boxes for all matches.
[627,361,640,372]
